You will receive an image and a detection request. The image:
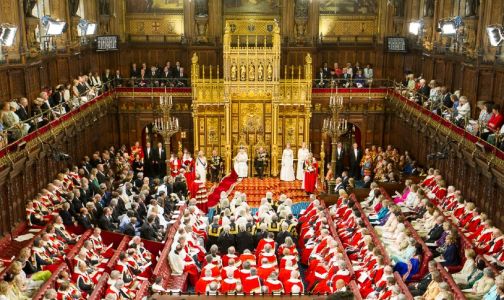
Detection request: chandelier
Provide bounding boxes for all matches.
[322,95,348,176]
[153,95,180,149]
[322,95,348,136]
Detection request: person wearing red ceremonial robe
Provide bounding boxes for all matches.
[242,268,262,294]
[303,154,318,194]
[191,174,209,213]
[130,141,144,162]
[220,270,241,294]
[169,153,182,177]
[283,271,304,294]
[195,269,219,294]
[264,272,284,294]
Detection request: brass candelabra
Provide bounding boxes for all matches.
[153,95,180,175]
[322,95,348,177]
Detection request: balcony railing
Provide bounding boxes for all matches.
[2,78,504,165]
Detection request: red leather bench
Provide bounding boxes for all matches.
[105,235,131,272]
[88,272,110,300]
[64,229,92,272]
[134,281,150,300]
[32,263,69,300]
[404,221,434,282]
[436,262,467,300]
[394,272,414,300]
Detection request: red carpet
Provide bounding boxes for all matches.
[207,169,239,207]
[233,178,310,206]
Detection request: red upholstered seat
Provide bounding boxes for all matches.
[32,264,69,300]
[437,263,466,300]
[88,272,110,300]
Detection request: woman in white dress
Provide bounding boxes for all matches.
[296,142,309,180]
[195,150,208,183]
[280,143,295,181]
[234,147,249,178]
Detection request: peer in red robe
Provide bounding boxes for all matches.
[283,272,304,294]
[304,156,318,194]
[264,274,284,294]
[242,272,262,294]
[170,155,182,177]
[220,277,240,293]
[195,269,219,294]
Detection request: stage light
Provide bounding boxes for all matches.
[78,19,97,36]
[409,21,422,36]
[0,24,18,46]
[486,25,504,46]
[41,16,66,36]
[441,21,456,35]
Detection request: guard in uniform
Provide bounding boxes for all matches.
[229,219,239,236]
[254,147,268,179]
[207,218,222,250]
[267,216,281,236]
[209,149,223,183]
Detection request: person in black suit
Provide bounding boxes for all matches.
[96,164,108,184]
[217,226,236,253]
[140,215,159,241]
[143,142,154,178]
[173,175,188,199]
[113,70,123,87]
[135,196,147,221]
[341,171,350,188]
[335,142,346,177]
[59,203,74,226]
[275,223,292,245]
[236,225,255,254]
[50,85,65,107]
[440,235,461,266]
[77,208,94,229]
[130,63,141,78]
[408,261,436,296]
[321,62,332,79]
[15,97,30,122]
[102,69,113,89]
[349,143,362,179]
[147,66,160,87]
[98,207,117,231]
[160,66,173,87]
[334,177,346,193]
[123,217,137,237]
[425,217,444,243]
[154,142,167,177]
[417,79,430,105]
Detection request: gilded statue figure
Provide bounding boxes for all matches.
[248,64,255,81]
[266,64,273,81]
[240,65,247,81]
[258,63,264,81]
[231,64,237,81]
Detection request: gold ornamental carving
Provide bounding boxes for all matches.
[191,19,312,177]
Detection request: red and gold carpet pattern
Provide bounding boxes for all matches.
[232,178,312,207]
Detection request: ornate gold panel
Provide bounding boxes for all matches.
[126,14,184,36]
[319,15,377,39]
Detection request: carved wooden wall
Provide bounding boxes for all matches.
[382,51,504,119]
[0,97,117,236]
[385,98,504,229]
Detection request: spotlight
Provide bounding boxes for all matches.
[440,21,456,35]
[438,16,463,36]
[408,21,422,36]
[78,19,97,36]
[0,24,18,46]
[41,16,66,36]
[486,25,504,46]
